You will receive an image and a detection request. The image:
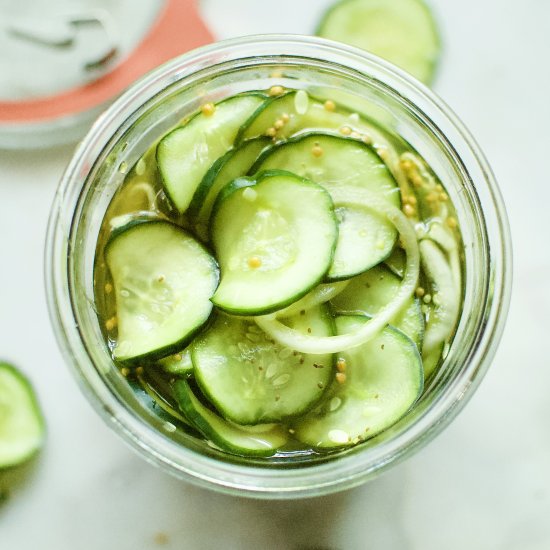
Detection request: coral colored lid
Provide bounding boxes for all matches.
[0,0,213,123]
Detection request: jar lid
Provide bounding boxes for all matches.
[0,0,213,149]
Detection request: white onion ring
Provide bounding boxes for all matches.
[275,280,350,318]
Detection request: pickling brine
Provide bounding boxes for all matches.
[93,86,463,457]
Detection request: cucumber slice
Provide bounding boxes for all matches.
[293,315,423,448]
[157,94,264,213]
[158,349,194,376]
[331,204,397,279]
[190,137,270,241]
[137,370,191,426]
[253,133,400,279]
[330,264,424,348]
[173,380,288,457]
[0,362,45,469]
[253,133,399,202]
[238,92,335,142]
[192,306,334,425]
[317,0,441,85]
[211,170,338,315]
[105,220,219,362]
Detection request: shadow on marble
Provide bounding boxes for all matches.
[60,450,411,550]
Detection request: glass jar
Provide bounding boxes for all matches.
[45,35,512,498]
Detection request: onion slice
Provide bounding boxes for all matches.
[275,280,350,318]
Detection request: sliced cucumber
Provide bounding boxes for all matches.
[173,380,288,457]
[252,133,399,201]
[253,133,400,279]
[330,264,424,348]
[137,370,191,426]
[157,94,264,213]
[105,220,219,362]
[190,137,270,241]
[211,170,338,315]
[317,0,441,85]
[192,306,334,425]
[293,315,423,448]
[0,362,45,469]
[238,92,333,142]
[158,349,194,376]
[331,204,397,279]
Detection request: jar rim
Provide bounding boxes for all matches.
[45,34,512,498]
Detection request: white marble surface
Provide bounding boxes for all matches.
[1,1,549,548]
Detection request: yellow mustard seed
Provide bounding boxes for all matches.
[105,317,117,331]
[439,192,449,202]
[269,85,284,96]
[136,366,144,376]
[447,216,458,229]
[339,126,352,136]
[408,195,418,206]
[173,353,182,361]
[281,113,290,122]
[426,192,438,203]
[403,204,416,217]
[336,358,347,373]
[324,99,336,112]
[415,287,426,298]
[104,282,113,294]
[351,131,361,140]
[265,127,277,137]
[248,256,262,269]
[423,294,432,304]
[336,372,347,384]
[274,119,285,129]
[400,158,413,170]
[411,174,423,187]
[200,102,215,116]
[312,145,323,158]
[120,367,130,377]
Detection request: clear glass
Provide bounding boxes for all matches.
[45,35,512,498]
